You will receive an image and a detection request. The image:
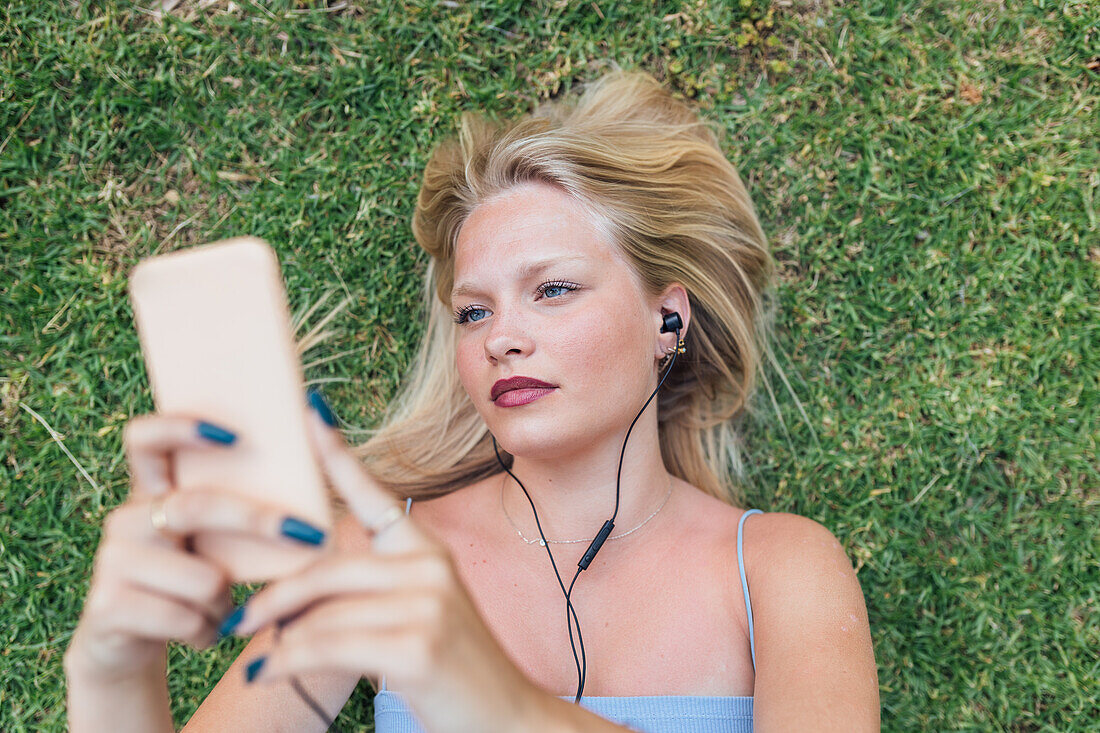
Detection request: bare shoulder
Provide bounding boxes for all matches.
[740,511,851,575]
[739,511,868,636]
[740,511,881,730]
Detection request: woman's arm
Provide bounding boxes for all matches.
[746,512,880,731]
[64,644,174,733]
[181,625,361,732]
[180,514,365,732]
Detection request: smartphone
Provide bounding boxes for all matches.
[128,236,332,582]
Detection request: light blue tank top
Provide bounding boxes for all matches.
[374,500,763,732]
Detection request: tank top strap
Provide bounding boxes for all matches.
[737,508,764,673]
[378,498,416,694]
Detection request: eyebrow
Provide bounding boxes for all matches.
[450,255,589,301]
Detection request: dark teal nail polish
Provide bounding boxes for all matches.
[245,656,266,683]
[307,389,337,427]
[281,516,325,545]
[217,605,246,639]
[197,421,237,445]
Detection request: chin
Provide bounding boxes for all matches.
[484,390,632,459]
[487,418,589,462]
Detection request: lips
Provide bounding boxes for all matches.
[491,376,556,402]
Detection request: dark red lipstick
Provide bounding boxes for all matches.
[491,376,556,403]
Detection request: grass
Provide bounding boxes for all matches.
[1,0,1096,730]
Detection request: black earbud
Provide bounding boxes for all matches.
[660,312,683,334]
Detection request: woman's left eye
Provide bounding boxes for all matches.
[537,280,579,299]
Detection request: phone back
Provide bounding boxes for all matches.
[128,237,331,582]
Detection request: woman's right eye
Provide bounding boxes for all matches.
[453,306,489,325]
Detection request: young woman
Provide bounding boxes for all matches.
[65,70,879,732]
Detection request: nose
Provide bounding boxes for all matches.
[483,306,534,363]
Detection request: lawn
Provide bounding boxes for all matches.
[1,0,1096,730]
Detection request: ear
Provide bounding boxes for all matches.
[652,283,691,362]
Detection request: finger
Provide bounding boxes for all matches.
[304,403,392,514]
[233,551,443,636]
[90,583,222,650]
[278,592,443,643]
[304,403,425,553]
[103,539,233,624]
[112,489,328,548]
[247,627,426,687]
[123,414,238,496]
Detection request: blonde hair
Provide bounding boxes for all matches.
[351,69,777,507]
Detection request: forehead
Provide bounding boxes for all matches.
[451,182,627,296]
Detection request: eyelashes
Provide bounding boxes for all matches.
[452,304,486,325]
[452,280,580,325]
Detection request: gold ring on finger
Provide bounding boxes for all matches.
[367,504,405,537]
[149,495,172,535]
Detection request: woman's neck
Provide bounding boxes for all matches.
[498,422,675,550]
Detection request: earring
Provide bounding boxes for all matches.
[659,338,686,366]
[663,338,685,356]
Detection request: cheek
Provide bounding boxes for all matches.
[561,300,650,389]
[455,340,481,398]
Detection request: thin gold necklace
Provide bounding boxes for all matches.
[500,473,674,546]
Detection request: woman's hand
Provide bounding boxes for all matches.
[65,413,329,683]
[225,398,549,733]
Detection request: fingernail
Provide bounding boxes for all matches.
[281,516,326,545]
[245,656,266,683]
[197,421,237,445]
[307,388,337,427]
[217,605,246,639]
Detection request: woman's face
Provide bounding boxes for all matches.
[451,180,665,460]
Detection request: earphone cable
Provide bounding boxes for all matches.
[613,327,681,522]
[274,621,342,732]
[494,438,589,701]
[565,566,587,701]
[292,676,339,731]
[492,326,681,703]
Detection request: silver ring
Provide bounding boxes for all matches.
[367,505,405,537]
[149,495,171,534]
